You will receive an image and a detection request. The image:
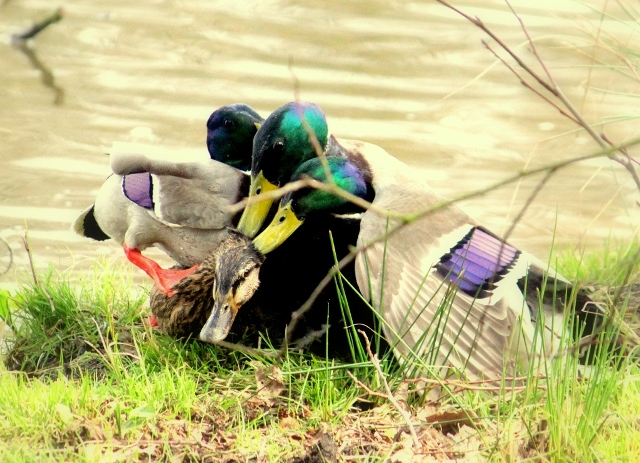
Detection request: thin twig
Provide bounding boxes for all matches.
[346,371,389,399]
[501,168,557,244]
[22,232,56,313]
[11,8,63,42]
[229,175,404,220]
[481,40,579,124]
[211,339,279,359]
[402,376,546,393]
[287,63,335,186]
[436,0,640,191]
[504,0,554,84]
[358,329,420,449]
[601,132,640,188]
[22,233,38,287]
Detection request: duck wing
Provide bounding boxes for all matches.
[112,153,249,229]
[354,168,541,381]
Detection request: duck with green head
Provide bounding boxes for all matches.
[73,104,263,295]
[251,106,605,385]
[238,101,332,237]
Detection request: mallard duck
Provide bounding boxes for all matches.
[148,215,372,357]
[149,228,264,343]
[238,102,339,237]
[73,104,263,295]
[247,104,604,382]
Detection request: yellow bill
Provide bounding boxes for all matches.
[237,170,278,238]
[252,203,303,254]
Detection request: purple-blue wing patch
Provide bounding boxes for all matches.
[122,173,154,209]
[436,227,520,298]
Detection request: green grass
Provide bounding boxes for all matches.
[0,241,639,462]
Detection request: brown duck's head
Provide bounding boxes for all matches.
[199,229,265,344]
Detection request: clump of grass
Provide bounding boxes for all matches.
[558,239,640,287]
[1,241,640,462]
[5,259,147,375]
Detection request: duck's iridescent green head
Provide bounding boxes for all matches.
[253,157,367,254]
[238,102,329,237]
[287,157,366,219]
[206,104,263,171]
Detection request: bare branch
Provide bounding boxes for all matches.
[22,233,38,288]
[11,8,63,42]
[358,329,420,449]
[501,168,557,244]
[346,371,389,399]
[436,0,640,191]
[211,339,279,359]
[481,40,579,124]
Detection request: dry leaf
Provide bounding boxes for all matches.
[253,362,284,398]
[418,405,479,433]
[281,416,299,429]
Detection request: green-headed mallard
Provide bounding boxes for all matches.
[238,102,340,237]
[245,103,604,383]
[73,104,263,295]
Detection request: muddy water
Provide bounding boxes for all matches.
[0,0,638,288]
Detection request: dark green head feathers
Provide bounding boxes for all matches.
[207,104,263,171]
[285,157,369,219]
[251,102,329,186]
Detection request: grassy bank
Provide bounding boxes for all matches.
[0,242,639,462]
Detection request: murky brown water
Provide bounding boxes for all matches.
[1,0,638,288]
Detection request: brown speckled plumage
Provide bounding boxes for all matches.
[150,228,264,338]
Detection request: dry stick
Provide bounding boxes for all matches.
[287,63,336,186]
[601,133,640,188]
[22,233,56,313]
[503,0,614,153]
[439,0,640,191]
[11,8,63,42]
[481,40,580,125]
[211,339,278,359]
[230,176,404,220]
[21,235,38,287]
[402,377,545,393]
[501,168,557,244]
[346,371,389,399]
[357,329,420,449]
[11,9,65,106]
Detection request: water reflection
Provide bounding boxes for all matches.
[0,0,638,285]
[10,8,64,105]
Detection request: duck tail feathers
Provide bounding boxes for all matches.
[72,205,110,241]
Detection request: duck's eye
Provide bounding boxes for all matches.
[255,187,262,195]
[278,215,286,223]
[273,141,285,152]
[223,119,235,129]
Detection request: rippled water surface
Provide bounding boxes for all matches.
[1,0,638,286]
